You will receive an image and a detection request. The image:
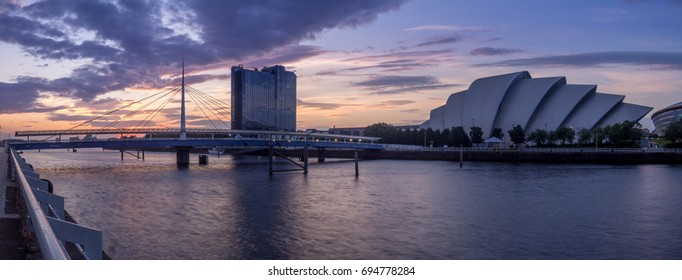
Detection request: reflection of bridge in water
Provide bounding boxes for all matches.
[10,62,382,172]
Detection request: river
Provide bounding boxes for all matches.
[21,148,682,259]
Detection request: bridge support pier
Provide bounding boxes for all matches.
[176,147,191,167]
[317,148,326,163]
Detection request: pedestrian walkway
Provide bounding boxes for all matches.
[1,149,24,259]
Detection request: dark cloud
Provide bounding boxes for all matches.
[353,75,461,95]
[367,100,416,108]
[369,84,458,95]
[469,47,525,56]
[476,51,682,70]
[400,109,421,113]
[0,0,408,113]
[415,34,463,47]
[316,49,456,76]
[297,99,352,110]
[342,49,454,62]
[0,81,42,113]
[354,76,439,88]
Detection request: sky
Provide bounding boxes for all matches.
[1,0,681,137]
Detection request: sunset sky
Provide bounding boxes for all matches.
[1,0,681,137]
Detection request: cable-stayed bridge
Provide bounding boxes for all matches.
[9,63,382,170]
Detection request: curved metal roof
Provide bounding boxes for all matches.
[493,77,566,132]
[562,92,624,130]
[525,84,596,132]
[428,105,446,131]
[651,101,682,119]
[462,71,530,137]
[443,91,467,128]
[595,102,653,128]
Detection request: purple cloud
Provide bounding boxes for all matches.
[476,51,682,70]
[0,0,409,113]
[469,47,525,56]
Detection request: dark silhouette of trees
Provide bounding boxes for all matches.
[507,125,525,146]
[556,127,575,145]
[527,129,549,146]
[603,120,642,147]
[664,119,682,146]
[491,128,504,140]
[469,126,484,145]
[450,126,471,147]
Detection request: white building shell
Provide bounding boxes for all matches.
[422,71,652,138]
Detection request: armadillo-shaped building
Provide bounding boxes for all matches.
[422,71,652,138]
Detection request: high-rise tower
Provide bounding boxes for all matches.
[231,65,296,131]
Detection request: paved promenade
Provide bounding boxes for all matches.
[0,149,24,259]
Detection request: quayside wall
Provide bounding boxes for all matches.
[243,148,682,165]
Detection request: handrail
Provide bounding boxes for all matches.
[10,148,70,260]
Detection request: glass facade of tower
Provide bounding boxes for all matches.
[231,65,296,131]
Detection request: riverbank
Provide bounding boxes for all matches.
[241,148,682,165]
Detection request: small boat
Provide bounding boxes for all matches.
[208,146,225,155]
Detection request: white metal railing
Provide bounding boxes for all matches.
[9,148,102,260]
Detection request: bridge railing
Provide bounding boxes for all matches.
[381,144,682,153]
[9,148,102,260]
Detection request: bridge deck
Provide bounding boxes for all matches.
[9,138,384,151]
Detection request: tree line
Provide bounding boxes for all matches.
[363,120,660,148]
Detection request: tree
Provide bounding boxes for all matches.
[507,125,525,146]
[604,121,643,147]
[592,127,606,146]
[363,122,396,143]
[664,118,682,144]
[491,128,504,140]
[469,126,484,145]
[449,126,471,147]
[527,129,549,146]
[577,128,592,145]
[556,127,575,145]
[548,130,558,145]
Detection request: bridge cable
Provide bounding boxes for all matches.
[40,86,181,141]
[185,89,219,129]
[100,86,180,131]
[185,87,230,129]
[134,87,181,130]
[185,86,232,127]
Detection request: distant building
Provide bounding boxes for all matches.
[329,125,421,136]
[421,71,652,138]
[231,65,296,131]
[652,101,682,135]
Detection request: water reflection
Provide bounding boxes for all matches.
[21,149,682,259]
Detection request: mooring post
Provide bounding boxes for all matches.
[303,145,309,174]
[120,150,124,161]
[142,150,145,160]
[268,144,274,176]
[354,151,359,177]
[459,145,463,168]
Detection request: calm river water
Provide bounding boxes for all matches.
[21,149,682,260]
